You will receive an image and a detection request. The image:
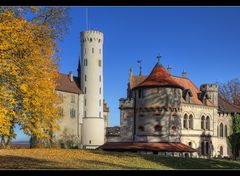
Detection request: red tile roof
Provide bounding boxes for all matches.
[134,64,184,90]
[56,73,82,94]
[130,75,214,106]
[99,142,196,152]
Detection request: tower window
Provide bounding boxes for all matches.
[99,87,101,94]
[85,48,86,54]
[84,111,86,117]
[85,74,87,81]
[138,126,144,132]
[92,48,94,53]
[225,125,228,137]
[98,60,101,67]
[84,59,88,66]
[90,38,92,42]
[71,95,75,103]
[220,123,223,137]
[99,99,101,106]
[85,87,87,94]
[99,112,101,118]
[154,125,162,132]
[84,99,86,106]
[99,75,101,82]
[99,49,101,54]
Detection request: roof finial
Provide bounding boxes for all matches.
[182,69,187,78]
[157,53,161,65]
[137,60,142,76]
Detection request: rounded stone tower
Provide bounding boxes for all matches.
[80,30,104,149]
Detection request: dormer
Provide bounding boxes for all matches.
[198,91,210,105]
[182,89,193,103]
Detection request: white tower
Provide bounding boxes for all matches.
[80,30,104,149]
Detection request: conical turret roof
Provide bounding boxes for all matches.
[134,63,184,90]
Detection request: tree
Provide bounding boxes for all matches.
[0,7,69,148]
[228,114,240,160]
[219,78,240,106]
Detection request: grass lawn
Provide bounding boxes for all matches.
[0,149,240,169]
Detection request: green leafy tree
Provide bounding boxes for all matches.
[228,114,240,160]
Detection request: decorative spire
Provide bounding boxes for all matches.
[128,68,133,82]
[167,65,172,75]
[156,53,161,65]
[137,60,142,76]
[182,69,187,78]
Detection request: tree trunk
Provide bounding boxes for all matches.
[6,137,11,148]
[1,136,5,148]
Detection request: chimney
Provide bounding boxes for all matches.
[128,68,133,82]
[182,70,187,78]
[167,65,172,75]
[69,71,73,82]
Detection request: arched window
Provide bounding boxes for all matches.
[206,141,209,155]
[217,126,219,137]
[201,116,205,129]
[206,116,210,130]
[220,123,223,137]
[154,125,162,132]
[138,126,144,132]
[201,141,205,155]
[188,142,192,147]
[189,115,193,129]
[220,146,223,156]
[183,114,188,129]
[225,125,228,137]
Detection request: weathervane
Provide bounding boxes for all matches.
[137,60,142,76]
[157,53,161,65]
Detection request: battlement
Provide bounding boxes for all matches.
[80,30,104,43]
[200,83,218,92]
[119,98,134,109]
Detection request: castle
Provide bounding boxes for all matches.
[103,57,240,158]
[53,29,240,158]
[54,30,109,149]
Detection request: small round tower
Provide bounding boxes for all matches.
[80,30,104,149]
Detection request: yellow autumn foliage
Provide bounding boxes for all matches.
[0,10,61,146]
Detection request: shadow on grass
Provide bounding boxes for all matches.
[77,159,144,170]
[91,150,240,169]
[0,155,74,169]
[140,155,240,169]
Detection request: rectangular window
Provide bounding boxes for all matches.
[70,108,76,118]
[92,48,94,53]
[84,59,87,66]
[85,87,87,93]
[98,60,101,67]
[84,99,86,106]
[85,48,86,54]
[85,74,87,81]
[99,49,101,54]
[99,99,101,106]
[84,111,86,117]
[99,75,101,82]
[71,95,75,103]
[99,87,101,94]
[99,112,101,118]
[86,59,87,66]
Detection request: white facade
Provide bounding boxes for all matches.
[80,30,105,149]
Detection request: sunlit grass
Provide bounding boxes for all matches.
[0,149,239,169]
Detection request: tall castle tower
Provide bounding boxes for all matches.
[200,83,218,107]
[80,30,104,149]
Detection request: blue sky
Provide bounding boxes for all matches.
[14,6,240,141]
